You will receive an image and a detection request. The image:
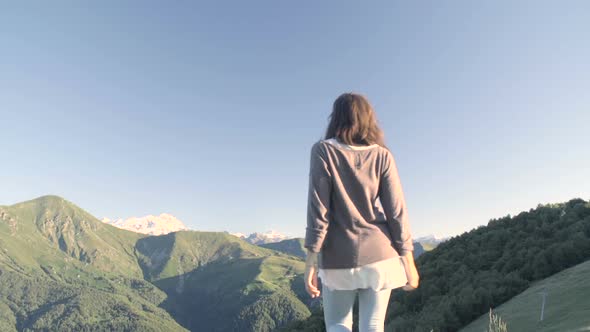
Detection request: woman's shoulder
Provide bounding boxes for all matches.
[310,139,392,164]
[310,139,329,152]
[318,138,384,152]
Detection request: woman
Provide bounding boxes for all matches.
[304,92,420,332]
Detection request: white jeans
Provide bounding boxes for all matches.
[322,284,392,332]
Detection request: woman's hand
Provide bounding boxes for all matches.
[400,251,420,291]
[304,251,321,298]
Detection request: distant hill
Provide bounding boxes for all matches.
[0,196,312,331]
[260,238,306,258]
[282,198,590,332]
[261,237,429,259]
[460,259,590,332]
[415,234,449,251]
[412,241,426,258]
[413,234,449,258]
[102,213,188,235]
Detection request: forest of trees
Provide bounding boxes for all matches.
[283,198,590,332]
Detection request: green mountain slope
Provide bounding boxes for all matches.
[0,195,313,331]
[460,259,590,332]
[0,269,185,332]
[136,231,310,331]
[387,198,590,332]
[0,196,185,331]
[0,195,144,277]
[260,238,306,258]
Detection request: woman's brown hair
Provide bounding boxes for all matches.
[325,93,385,147]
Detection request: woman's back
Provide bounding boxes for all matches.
[304,137,413,269]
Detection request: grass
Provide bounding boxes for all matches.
[460,259,590,332]
[487,309,508,332]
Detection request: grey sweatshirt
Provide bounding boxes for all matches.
[304,138,414,269]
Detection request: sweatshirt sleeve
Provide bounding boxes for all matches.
[378,150,414,255]
[304,142,332,253]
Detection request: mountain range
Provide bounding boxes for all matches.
[0,194,444,331]
[100,215,293,247]
[100,216,441,255]
[4,195,588,331]
[0,196,310,331]
[230,230,290,245]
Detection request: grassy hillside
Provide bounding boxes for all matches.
[0,195,312,331]
[0,195,144,277]
[260,238,306,258]
[460,259,590,332]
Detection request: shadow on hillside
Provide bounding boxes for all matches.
[413,242,425,258]
[133,234,318,331]
[152,257,266,331]
[17,295,78,331]
[135,233,176,281]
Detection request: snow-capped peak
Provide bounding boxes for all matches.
[102,213,188,235]
[230,230,289,245]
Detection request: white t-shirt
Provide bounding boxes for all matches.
[318,138,409,291]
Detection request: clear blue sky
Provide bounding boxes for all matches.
[1,2,589,239]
